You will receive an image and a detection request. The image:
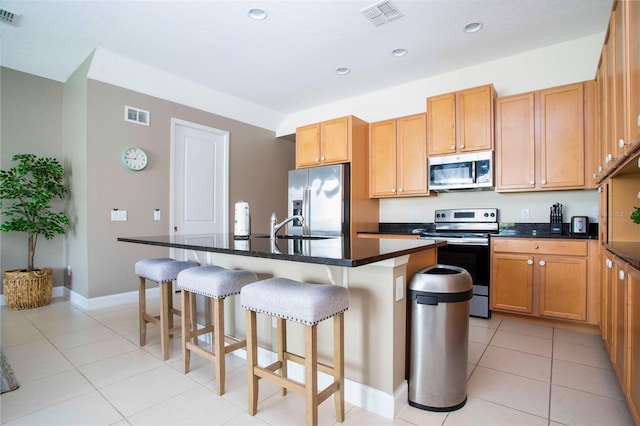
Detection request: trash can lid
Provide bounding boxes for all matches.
[408,264,473,293]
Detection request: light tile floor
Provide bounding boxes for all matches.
[0,297,635,425]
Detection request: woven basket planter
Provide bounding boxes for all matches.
[3,268,53,310]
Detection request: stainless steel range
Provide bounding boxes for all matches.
[419,208,498,318]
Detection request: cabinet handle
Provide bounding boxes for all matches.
[391,188,396,193]
[527,259,534,265]
[606,154,613,163]
[618,138,626,149]
[619,270,625,280]
[540,179,547,185]
[450,145,456,150]
[398,187,403,192]
[321,156,325,161]
[534,245,539,249]
[459,144,465,149]
[529,180,535,185]
[315,157,320,162]
[539,260,546,266]
[592,173,597,179]
[598,166,603,172]
[607,259,613,268]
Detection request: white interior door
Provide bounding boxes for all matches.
[171,119,229,262]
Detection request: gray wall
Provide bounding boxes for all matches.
[84,80,294,298]
[0,68,66,292]
[1,66,295,299]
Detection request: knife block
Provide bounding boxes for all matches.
[550,214,563,234]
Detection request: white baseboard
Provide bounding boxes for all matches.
[1,287,405,418]
[234,343,404,419]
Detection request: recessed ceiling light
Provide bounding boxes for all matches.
[248,8,267,20]
[336,67,350,75]
[392,48,407,57]
[464,21,483,33]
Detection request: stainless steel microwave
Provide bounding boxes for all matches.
[428,151,493,191]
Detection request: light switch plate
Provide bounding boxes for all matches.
[111,210,127,221]
[395,276,404,301]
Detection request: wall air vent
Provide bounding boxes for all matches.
[0,8,20,25]
[124,106,150,126]
[361,0,402,27]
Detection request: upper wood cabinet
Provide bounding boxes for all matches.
[295,116,368,168]
[427,84,495,156]
[596,0,640,179]
[369,113,428,198]
[495,82,592,192]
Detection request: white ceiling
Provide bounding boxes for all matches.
[0,0,612,115]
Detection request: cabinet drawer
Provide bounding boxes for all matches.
[492,238,588,256]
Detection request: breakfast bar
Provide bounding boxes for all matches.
[118,233,443,418]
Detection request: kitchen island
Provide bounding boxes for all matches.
[118,233,443,418]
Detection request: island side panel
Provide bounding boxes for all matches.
[197,251,404,395]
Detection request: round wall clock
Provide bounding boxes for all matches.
[121,147,148,171]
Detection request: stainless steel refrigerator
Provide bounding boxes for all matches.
[287,164,350,236]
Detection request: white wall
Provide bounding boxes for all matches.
[276,33,605,136]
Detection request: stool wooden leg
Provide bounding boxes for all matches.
[213,298,225,395]
[167,283,174,337]
[246,310,259,416]
[160,281,171,361]
[182,290,191,373]
[277,317,288,396]
[305,324,318,426]
[138,277,147,346]
[334,313,345,422]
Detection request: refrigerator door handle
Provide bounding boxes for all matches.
[302,185,311,235]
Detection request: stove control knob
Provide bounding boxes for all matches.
[484,213,489,217]
[490,212,495,217]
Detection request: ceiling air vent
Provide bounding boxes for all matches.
[361,0,402,27]
[0,8,20,25]
[124,106,150,126]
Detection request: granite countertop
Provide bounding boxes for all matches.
[376,222,599,240]
[117,233,444,267]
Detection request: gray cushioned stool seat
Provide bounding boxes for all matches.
[241,277,349,325]
[177,266,258,299]
[135,258,198,282]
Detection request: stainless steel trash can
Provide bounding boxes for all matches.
[408,264,473,412]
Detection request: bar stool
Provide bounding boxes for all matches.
[241,278,349,426]
[135,257,198,360]
[177,265,258,395]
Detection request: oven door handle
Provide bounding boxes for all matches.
[424,237,489,246]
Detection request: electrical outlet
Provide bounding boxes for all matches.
[395,276,404,301]
[110,210,127,221]
[521,208,530,219]
[154,209,161,221]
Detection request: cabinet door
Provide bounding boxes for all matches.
[491,253,534,313]
[320,116,350,164]
[538,83,585,189]
[296,123,321,168]
[539,255,588,321]
[605,253,615,354]
[458,85,494,152]
[397,114,428,196]
[427,92,456,155]
[613,257,628,387]
[605,14,617,170]
[628,264,640,424]
[625,0,640,153]
[369,120,397,197]
[495,93,536,190]
[613,2,628,160]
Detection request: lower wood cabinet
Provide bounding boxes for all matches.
[628,264,640,424]
[491,238,596,323]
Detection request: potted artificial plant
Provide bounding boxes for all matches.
[0,154,69,310]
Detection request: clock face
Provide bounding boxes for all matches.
[122,147,148,171]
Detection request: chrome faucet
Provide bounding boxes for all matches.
[270,212,304,240]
